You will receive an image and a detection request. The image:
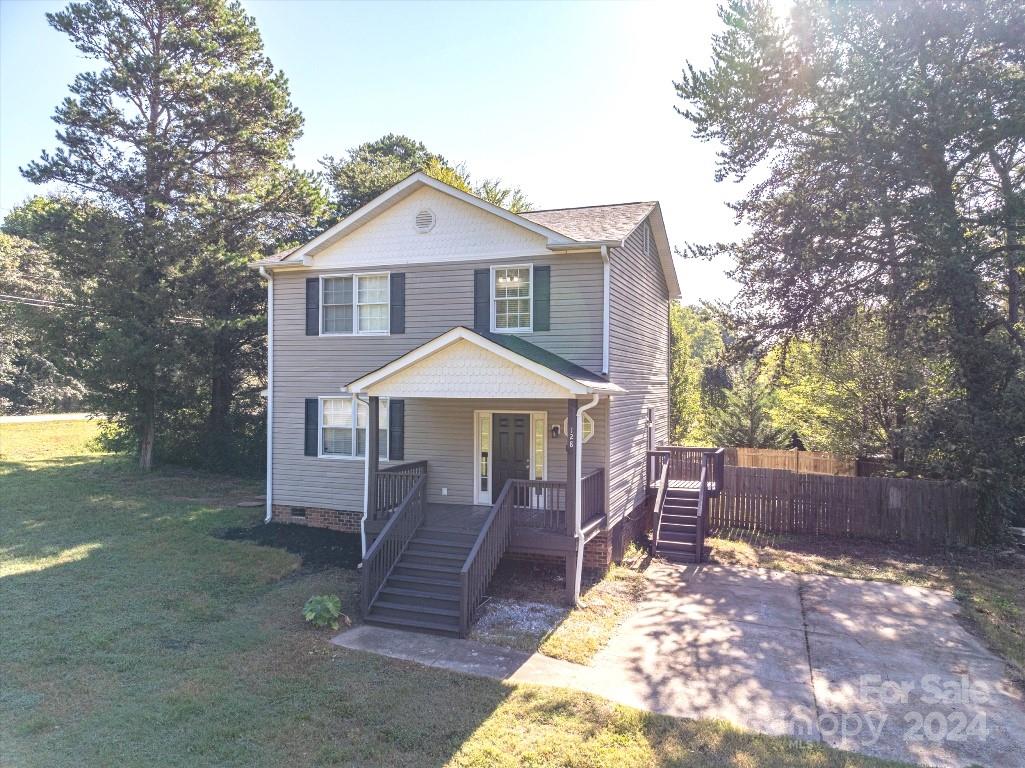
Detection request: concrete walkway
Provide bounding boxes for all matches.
[333,563,1025,768]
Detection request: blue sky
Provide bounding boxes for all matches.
[0,0,758,302]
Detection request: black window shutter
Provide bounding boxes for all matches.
[389,399,404,461]
[473,268,490,331]
[305,278,319,336]
[304,398,318,456]
[390,273,405,334]
[533,266,550,331]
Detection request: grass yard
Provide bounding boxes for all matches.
[0,420,908,767]
[707,528,1025,679]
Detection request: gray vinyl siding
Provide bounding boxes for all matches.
[407,398,607,506]
[270,253,604,512]
[607,220,670,527]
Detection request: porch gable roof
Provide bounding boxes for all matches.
[345,327,624,398]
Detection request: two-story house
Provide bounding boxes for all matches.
[252,172,681,636]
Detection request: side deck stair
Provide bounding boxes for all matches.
[653,488,703,563]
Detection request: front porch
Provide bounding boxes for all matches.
[344,327,620,636]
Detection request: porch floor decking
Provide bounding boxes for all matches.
[423,502,492,533]
[651,480,718,492]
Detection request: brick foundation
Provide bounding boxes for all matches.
[271,504,361,533]
[583,497,654,569]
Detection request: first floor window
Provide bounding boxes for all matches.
[320,397,388,459]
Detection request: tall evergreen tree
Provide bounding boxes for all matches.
[21,0,319,468]
[676,0,1025,533]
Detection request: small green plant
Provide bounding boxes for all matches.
[302,594,344,629]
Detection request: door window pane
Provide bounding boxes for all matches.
[479,414,490,493]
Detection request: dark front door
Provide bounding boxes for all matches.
[492,413,530,500]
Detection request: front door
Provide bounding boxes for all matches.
[491,413,530,500]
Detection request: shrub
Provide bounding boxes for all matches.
[302,594,344,629]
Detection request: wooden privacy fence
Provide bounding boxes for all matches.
[708,466,977,547]
[726,448,856,476]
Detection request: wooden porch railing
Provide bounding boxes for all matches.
[581,468,605,525]
[696,462,708,561]
[372,460,428,525]
[509,479,567,532]
[648,446,725,497]
[360,473,426,618]
[649,455,670,556]
[459,480,515,636]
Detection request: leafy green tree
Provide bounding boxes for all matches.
[669,303,723,443]
[321,134,530,220]
[0,233,85,414]
[705,362,788,448]
[19,0,319,469]
[676,0,1025,534]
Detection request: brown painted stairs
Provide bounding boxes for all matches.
[363,525,478,636]
[653,488,703,563]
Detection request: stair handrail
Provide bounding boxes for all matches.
[458,480,515,636]
[360,473,427,618]
[696,460,709,564]
[650,456,671,556]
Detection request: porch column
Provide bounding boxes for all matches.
[564,398,578,604]
[366,395,380,519]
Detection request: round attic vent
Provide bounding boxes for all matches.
[414,209,436,233]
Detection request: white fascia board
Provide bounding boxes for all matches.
[282,173,576,265]
[546,240,623,251]
[346,327,592,396]
[647,203,681,299]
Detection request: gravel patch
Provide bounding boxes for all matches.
[471,598,568,652]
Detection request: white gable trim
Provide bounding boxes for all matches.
[646,203,681,299]
[346,327,592,397]
[285,173,574,266]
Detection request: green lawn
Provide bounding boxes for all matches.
[0,421,906,767]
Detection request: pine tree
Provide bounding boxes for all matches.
[21,0,317,468]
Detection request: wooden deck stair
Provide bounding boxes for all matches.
[364,526,478,636]
[653,488,702,563]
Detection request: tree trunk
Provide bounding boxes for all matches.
[206,332,235,470]
[138,391,155,470]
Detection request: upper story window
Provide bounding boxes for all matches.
[491,265,532,333]
[320,396,388,459]
[322,273,389,335]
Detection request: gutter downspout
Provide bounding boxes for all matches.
[355,392,370,558]
[259,267,273,523]
[600,246,610,375]
[574,393,601,603]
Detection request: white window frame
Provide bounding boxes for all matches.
[490,264,533,334]
[562,413,595,445]
[319,272,391,336]
[317,396,389,461]
[473,409,546,505]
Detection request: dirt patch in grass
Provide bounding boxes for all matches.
[216,522,361,571]
[708,527,1025,679]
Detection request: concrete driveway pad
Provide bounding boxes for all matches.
[335,562,1025,768]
